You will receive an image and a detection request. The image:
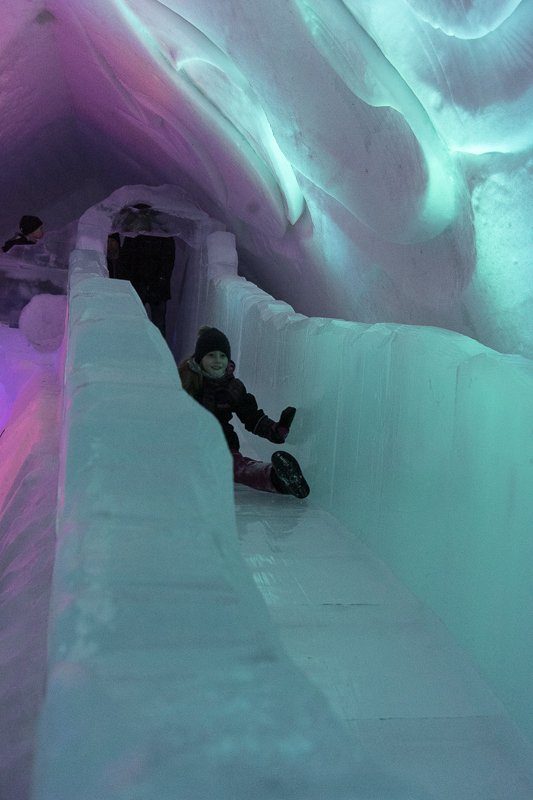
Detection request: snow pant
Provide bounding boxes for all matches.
[231,451,277,493]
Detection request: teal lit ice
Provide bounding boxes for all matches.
[0,2,532,799]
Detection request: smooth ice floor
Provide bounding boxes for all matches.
[234,484,533,800]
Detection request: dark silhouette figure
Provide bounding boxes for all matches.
[2,216,44,253]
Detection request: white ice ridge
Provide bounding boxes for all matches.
[402,0,522,38]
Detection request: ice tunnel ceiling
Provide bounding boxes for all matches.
[1,0,532,356]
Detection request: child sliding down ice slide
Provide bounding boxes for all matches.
[178,327,310,498]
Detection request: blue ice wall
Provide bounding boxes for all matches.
[206,270,533,745]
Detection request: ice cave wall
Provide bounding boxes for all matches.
[0,0,532,355]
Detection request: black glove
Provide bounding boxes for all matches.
[270,406,296,444]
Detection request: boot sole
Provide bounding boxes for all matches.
[271,451,310,499]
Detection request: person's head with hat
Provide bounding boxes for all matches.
[2,215,44,253]
[193,326,231,378]
[19,215,44,242]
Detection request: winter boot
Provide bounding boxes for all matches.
[271,451,310,499]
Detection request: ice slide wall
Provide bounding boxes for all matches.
[31,232,533,797]
[206,264,533,746]
[33,247,422,800]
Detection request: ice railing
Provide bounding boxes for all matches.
[206,266,533,747]
[32,236,409,799]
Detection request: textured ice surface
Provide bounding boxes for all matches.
[19,294,67,352]
[0,256,67,328]
[465,165,533,357]
[206,231,238,277]
[206,272,533,746]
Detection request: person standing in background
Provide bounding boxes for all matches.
[117,204,176,338]
[106,232,121,279]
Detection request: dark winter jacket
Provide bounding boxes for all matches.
[2,234,36,253]
[118,234,176,303]
[178,358,285,452]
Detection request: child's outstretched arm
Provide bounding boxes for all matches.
[245,404,296,444]
[232,382,296,444]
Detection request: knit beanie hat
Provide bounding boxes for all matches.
[19,215,43,236]
[194,327,231,364]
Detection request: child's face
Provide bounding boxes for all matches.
[201,350,228,378]
[28,225,44,241]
